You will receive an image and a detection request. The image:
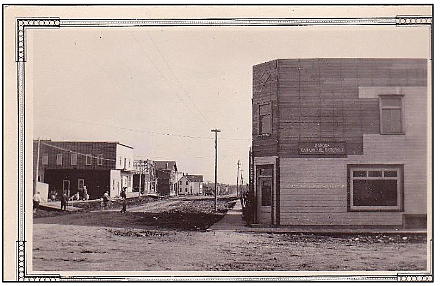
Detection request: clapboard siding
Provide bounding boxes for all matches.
[252,59,428,226]
[252,60,279,156]
[280,199,347,208]
[252,58,428,158]
[279,128,428,225]
[280,213,403,226]
[281,207,348,213]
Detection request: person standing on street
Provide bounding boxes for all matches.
[33,192,42,213]
[120,187,127,213]
[82,186,89,200]
[102,191,110,209]
[60,191,68,211]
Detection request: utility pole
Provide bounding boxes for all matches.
[138,161,143,197]
[211,129,221,212]
[34,138,41,195]
[236,160,241,198]
[240,169,244,207]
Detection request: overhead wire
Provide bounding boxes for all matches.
[145,32,241,133]
[38,114,250,141]
[128,32,212,130]
[144,31,213,127]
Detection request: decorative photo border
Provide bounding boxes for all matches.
[14,12,433,282]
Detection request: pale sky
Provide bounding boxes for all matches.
[30,25,430,184]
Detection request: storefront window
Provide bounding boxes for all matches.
[349,165,403,211]
[78,179,84,190]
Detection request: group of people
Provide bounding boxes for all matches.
[101,187,127,213]
[33,186,129,213]
[61,186,88,211]
[32,190,69,212]
[70,186,89,201]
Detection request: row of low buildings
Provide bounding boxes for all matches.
[33,140,203,201]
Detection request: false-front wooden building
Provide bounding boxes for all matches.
[250,58,429,228]
[33,140,134,199]
[154,161,179,196]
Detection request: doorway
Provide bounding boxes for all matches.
[62,179,70,197]
[256,165,273,225]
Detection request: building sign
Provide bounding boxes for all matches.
[298,142,346,155]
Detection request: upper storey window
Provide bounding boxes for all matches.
[71,153,78,166]
[86,154,92,165]
[96,154,104,166]
[56,154,63,166]
[42,154,48,165]
[380,95,404,135]
[259,103,272,135]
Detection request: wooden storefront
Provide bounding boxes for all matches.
[251,58,429,228]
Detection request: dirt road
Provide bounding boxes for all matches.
[33,198,427,272]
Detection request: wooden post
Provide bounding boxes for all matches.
[138,162,142,197]
[34,138,41,195]
[236,160,240,198]
[211,129,221,212]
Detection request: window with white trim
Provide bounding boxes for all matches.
[86,154,92,165]
[71,153,78,166]
[97,154,104,166]
[380,95,404,134]
[78,179,84,190]
[42,154,48,165]
[56,154,63,166]
[348,165,403,211]
[258,103,272,135]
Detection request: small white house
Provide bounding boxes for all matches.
[178,174,203,195]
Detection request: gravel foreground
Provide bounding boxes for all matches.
[33,198,428,272]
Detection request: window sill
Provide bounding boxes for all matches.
[256,133,272,138]
[348,207,403,212]
[380,132,405,135]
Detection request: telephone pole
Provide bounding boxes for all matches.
[34,138,41,195]
[236,160,241,198]
[138,161,144,197]
[211,129,221,212]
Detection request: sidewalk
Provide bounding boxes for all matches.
[210,200,426,235]
[210,200,248,231]
[243,226,427,235]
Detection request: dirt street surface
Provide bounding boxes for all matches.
[33,198,427,272]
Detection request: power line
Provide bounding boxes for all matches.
[145,33,240,134]
[129,32,211,129]
[38,114,250,141]
[145,32,213,127]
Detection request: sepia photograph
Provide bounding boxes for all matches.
[2,4,433,282]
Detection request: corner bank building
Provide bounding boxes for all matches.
[250,58,429,228]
